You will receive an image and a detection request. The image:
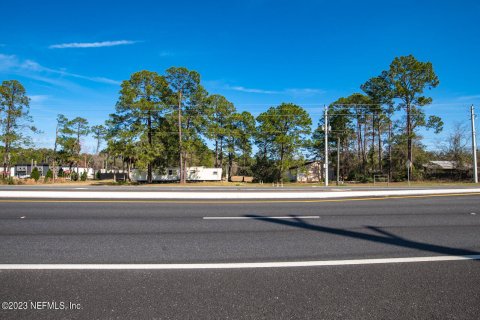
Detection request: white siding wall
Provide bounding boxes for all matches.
[60,167,95,179]
[131,167,222,182]
[0,167,15,177]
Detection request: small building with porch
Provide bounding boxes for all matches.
[288,160,333,183]
[14,163,49,178]
[422,160,472,179]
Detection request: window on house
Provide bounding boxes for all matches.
[212,171,218,175]
[168,169,173,175]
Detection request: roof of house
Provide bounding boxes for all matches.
[423,160,472,170]
[288,160,322,170]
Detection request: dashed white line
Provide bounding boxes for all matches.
[0,255,479,270]
[203,216,319,220]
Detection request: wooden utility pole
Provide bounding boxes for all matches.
[324,105,329,187]
[53,121,59,182]
[336,136,340,186]
[388,121,392,182]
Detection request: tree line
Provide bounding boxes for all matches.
[1,55,474,183]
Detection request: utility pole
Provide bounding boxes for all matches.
[324,105,329,187]
[337,136,340,186]
[471,105,478,183]
[53,121,59,183]
[388,121,392,182]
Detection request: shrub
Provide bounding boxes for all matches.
[58,168,64,178]
[80,171,87,181]
[44,169,53,182]
[96,170,101,180]
[0,176,16,185]
[71,171,79,181]
[31,167,40,182]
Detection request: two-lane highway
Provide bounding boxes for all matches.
[0,193,479,319]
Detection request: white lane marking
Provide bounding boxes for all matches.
[0,188,479,199]
[74,188,88,190]
[471,212,477,215]
[203,216,319,220]
[1,255,479,270]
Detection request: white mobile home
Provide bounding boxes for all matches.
[131,167,222,182]
[58,167,95,179]
[0,167,15,177]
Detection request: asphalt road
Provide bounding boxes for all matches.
[0,194,479,319]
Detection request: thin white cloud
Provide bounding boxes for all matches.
[0,54,18,71]
[224,84,325,97]
[49,40,137,49]
[0,53,120,85]
[228,85,281,94]
[285,88,326,96]
[457,94,480,101]
[29,95,50,103]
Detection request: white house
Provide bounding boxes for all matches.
[131,167,222,182]
[0,167,15,177]
[288,160,334,183]
[58,167,95,179]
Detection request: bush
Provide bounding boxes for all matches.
[31,167,40,182]
[0,176,15,185]
[80,171,87,181]
[71,171,79,181]
[44,169,53,182]
[96,170,101,180]
[58,168,64,178]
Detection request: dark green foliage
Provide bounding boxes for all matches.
[387,55,440,166]
[255,103,311,182]
[96,171,101,180]
[0,176,15,185]
[2,64,450,185]
[91,125,107,154]
[166,66,202,183]
[44,169,53,182]
[251,156,279,183]
[7,176,15,185]
[80,171,87,181]
[30,167,40,181]
[58,167,64,178]
[1,80,37,177]
[110,70,171,184]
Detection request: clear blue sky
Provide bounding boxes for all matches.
[1,0,479,152]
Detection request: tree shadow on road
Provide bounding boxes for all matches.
[245,215,480,257]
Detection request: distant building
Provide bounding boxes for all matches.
[288,160,333,183]
[10,164,94,179]
[131,167,222,182]
[423,160,471,171]
[58,166,95,179]
[0,167,15,177]
[423,160,472,179]
[14,163,50,178]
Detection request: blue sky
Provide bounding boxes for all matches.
[1,0,479,153]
